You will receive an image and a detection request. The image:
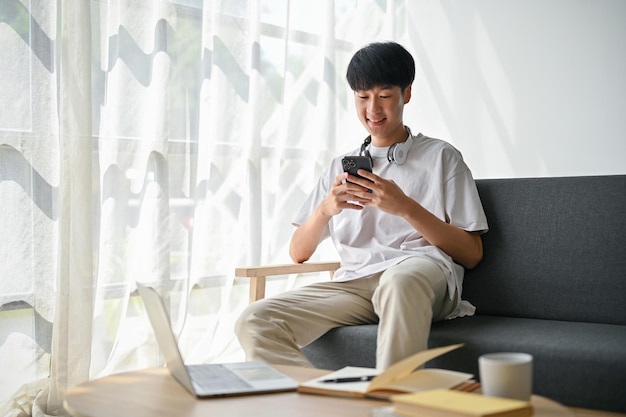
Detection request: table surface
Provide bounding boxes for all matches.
[64,365,574,417]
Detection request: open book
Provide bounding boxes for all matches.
[298,344,473,400]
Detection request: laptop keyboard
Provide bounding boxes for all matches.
[187,364,252,389]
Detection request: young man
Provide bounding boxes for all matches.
[235,42,488,369]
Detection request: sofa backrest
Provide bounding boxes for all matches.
[462,175,626,325]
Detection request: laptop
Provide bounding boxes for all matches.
[137,283,298,397]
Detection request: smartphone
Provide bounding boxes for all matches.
[341,156,373,180]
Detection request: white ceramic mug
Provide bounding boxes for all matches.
[479,352,533,401]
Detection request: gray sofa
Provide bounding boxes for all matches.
[302,175,626,413]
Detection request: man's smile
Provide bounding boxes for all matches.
[368,117,386,125]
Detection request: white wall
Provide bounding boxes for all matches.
[403,0,626,179]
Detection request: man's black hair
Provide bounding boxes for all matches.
[346,41,415,92]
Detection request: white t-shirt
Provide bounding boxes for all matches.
[293,132,489,318]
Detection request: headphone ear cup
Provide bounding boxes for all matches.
[387,135,413,165]
[387,143,408,165]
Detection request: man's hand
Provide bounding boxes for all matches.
[319,172,374,216]
[344,169,411,216]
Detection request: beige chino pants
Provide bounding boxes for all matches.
[235,257,457,370]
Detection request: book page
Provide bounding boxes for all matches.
[367,343,464,391]
[369,369,472,396]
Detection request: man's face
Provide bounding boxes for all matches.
[354,85,411,146]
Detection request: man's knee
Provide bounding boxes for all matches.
[383,258,444,289]
[377,270,431,301]
[234,305,250,340]
[373,258,446,314]
[235,301,269,341]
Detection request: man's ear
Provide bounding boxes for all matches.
[403,85,412,104]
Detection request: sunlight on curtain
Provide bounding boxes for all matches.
[0,0,409,415]
[0,1,60,416]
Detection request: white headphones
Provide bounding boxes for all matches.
[360,126,414,166]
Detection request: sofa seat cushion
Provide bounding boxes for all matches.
[428,315,626,412]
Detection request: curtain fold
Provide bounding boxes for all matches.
[0,1,407,415]
[46,1,94,415]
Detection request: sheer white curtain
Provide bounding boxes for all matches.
[0,0,409,415]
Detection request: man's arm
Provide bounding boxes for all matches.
[289,172,370,263]
[289,206,332,263]
[399,199,483,269]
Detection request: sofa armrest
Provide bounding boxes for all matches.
[235,261,340,303]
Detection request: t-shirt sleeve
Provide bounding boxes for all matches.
[445,167,489,234]
[292,168,332,240]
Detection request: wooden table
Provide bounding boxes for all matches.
[64,365,575,417]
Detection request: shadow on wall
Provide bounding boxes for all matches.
[405,1,626,179]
